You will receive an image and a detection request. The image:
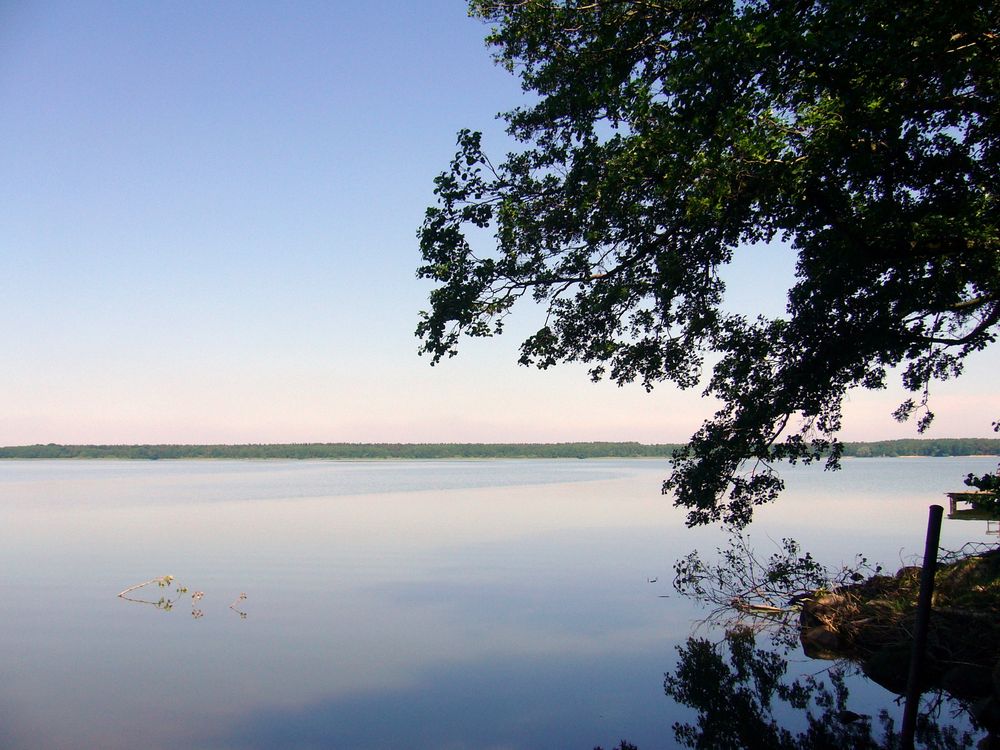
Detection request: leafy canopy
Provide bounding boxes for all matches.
[417,0,999,527]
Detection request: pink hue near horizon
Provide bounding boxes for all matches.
[1,4,995,447]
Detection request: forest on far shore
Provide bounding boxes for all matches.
[1,439,999,460]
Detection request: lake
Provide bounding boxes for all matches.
[1,457,996,749]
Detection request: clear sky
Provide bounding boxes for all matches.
[2,1,997,446]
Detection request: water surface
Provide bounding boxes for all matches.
[1,457,995,749]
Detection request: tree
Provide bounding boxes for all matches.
[416,0,999,527]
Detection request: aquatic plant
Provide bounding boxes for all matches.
[117,576,247,619]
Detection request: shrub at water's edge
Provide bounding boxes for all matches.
[800,549,1000,704]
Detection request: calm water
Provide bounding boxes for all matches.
[0,457,996,749]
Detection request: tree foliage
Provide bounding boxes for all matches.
[964,421,1000,510]
[416,0,999,527]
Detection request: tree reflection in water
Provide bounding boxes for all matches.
[661,627,976,750]
[594,529,1000,750]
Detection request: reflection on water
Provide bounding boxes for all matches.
[667,526,999,749]
[0,457,996,749]
[117,575,247,619]
[117,574,192,612]
[662,628,977,750]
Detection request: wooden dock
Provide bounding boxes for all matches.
[946,491,999,534]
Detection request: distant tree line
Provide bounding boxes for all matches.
[0,439,998,460]
[0,442,679,460]
[843,438,1000,458]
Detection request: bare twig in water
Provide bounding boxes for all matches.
[229,593,248,619]
[117,578,247,618]
[117,575,175,598]
[672,530,883,648]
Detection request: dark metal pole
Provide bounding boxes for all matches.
[900,504,944,750]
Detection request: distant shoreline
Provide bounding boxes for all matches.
[1,439,998,461]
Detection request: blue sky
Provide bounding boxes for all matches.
[1,1,997,445]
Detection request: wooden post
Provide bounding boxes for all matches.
[900,504,944,750]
